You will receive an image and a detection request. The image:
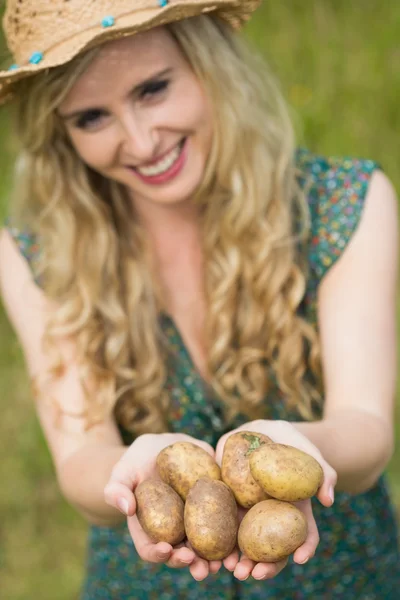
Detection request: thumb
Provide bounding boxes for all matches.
[215,433,230,466]
[316,463,337,508]
[104,461,138,516]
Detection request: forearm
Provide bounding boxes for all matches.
[58,444,128,526]
[293,410,394,494]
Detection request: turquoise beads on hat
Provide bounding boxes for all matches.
[7,3,170,75]
[7,51,42,71]
[102,16,115,28]
[29,51,44,65]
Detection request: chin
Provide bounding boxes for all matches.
[150,175,204,207]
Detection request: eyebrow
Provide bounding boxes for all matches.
[58,67,173,121]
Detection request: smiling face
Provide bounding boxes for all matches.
[58,27,214,213]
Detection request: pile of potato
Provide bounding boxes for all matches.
[135,432,323,563]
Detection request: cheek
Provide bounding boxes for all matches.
[172,77,213,135]
[185,91,212,132]
[69,132,116,170]
[190,87,214,144]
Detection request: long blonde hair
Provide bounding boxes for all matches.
[10,15,321,435]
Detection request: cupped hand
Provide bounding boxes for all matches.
[104,432,225,579]
[215,420,337,581]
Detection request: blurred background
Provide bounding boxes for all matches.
[0,1,399,598]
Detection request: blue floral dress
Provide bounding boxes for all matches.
[6,149,400,599]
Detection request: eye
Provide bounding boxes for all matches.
[139,79,169,101]
[75,109,107,130]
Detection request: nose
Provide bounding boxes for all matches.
[119,111,160,165]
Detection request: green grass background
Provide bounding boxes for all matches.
[0,1,399,598]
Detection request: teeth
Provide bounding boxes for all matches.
[137,143,182,177]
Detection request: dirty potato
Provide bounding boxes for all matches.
[249,443,324,502]
[157,442,221,501]
[221,431,272,508]
[135,478,185,546]
[238,499,308,562]
[184,478,238,560]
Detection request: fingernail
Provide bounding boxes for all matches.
[329,486,335,505]
[298,557,309,565]
[117,497,129,515]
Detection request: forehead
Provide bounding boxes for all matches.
[61,27,183,108]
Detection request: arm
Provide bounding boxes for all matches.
[213,171,397,579]
[0,228,126,526]
[0,231,216,575]
[217,171,397,498]
[295,170,398,493]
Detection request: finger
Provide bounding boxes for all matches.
[251,558,288,581]
[166,546,196,569]
[209,560,222,575]
[108,455,138,489]
[223,548,240,572]
[215,429,241,465]
[185,542,210,581]
[293,500,320,565]
[104,481,136,516]
[233,556,256,581]
[316,464,337,507]
[104,453,140,515]
[127,515,173,563]
[189,556,210,581]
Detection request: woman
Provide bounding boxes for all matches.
[0,1,398,598]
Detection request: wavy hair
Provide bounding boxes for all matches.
[9,15,322,435]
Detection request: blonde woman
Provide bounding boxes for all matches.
[0,1,398,598]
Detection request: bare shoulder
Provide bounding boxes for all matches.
[320,169,398,293]
[0,225,32,284]
[0,227,52,370]
[357,170,398,242]
[0,227,82,382]
[0,226,42,294]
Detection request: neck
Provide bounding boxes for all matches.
[133,198,202,267]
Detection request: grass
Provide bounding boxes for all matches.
[0,1,399,598]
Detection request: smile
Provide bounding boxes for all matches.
[136,140,185,177]
[129,138,188,185]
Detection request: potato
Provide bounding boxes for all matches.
[157,442,221,500]
[135,478,185,545]
[238,499,308,562]
[221,431,272,508]
[249,443,324,502]
[184,478,238,560]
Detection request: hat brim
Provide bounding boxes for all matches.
[0,0,261,105]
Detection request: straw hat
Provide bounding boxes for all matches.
[0,0,262,104]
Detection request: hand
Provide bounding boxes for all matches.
[104,433,224,580]
[215,420,338,581]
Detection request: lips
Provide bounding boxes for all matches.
[135,139,185,177]
[128,138,188,186]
